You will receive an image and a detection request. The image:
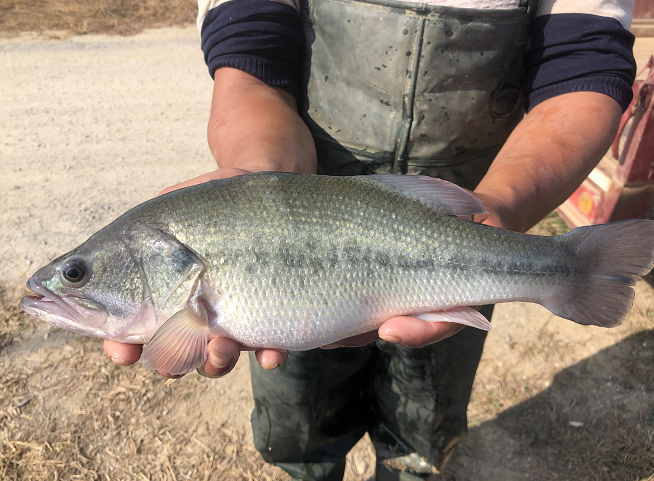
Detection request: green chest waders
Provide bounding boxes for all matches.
[249,1,535,479]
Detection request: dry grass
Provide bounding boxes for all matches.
[0,285,286,481]
[462,287,654,481]
[527,211,571,237]
[497,332,654,480]
[0,0,197,37]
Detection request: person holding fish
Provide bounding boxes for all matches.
[97,0,637,479]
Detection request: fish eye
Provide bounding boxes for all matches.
[61,259,88,286]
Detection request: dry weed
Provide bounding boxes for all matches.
[467,305,654,481]
[0,284,287,481]
[0,0,197,37]
[527,211,571,237]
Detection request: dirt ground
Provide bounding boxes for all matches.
[1,9,654,481]
[0,0,197,37]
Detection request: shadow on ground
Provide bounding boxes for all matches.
[644,269,654,289]
[440,330,654,481]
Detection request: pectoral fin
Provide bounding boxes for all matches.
[414,307,492,331]
[141,308,210,376]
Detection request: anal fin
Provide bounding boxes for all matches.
[141,308,210,376]
[414,307,492,331]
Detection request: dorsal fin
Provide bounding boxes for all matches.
[368,174,487,217]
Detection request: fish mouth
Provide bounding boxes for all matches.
[22,278,82,322]
[21,278,107,334]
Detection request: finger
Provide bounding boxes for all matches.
[254,349,289,370]
[378,316,465,348]
[104,340,142,366]
[197,337,242,378]
[321,330,380,349]
[158,168,251,196]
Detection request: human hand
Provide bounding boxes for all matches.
[104,168,290,379]
[104,331,287,379]
[320,316,466,350]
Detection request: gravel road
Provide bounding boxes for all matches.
[1,27,215,295]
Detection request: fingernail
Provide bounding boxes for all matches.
[110,355,129,366]
[208,347,234,369]
[197,366,222,379]
[379,335,404,346]
[261,363,279,370]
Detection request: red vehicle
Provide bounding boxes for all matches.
[557,56,654,227]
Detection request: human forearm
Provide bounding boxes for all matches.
[474,92,622,232]
[208,67,317,174]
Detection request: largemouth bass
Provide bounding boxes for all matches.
[21,173,654,375]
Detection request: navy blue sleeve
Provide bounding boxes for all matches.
[524,14,636,112]
[200,0,304,98]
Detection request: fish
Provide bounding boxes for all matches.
[21,172,654,375]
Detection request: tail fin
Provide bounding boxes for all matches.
[545,219,654,328]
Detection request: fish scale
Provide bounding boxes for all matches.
[21,172,654,375]
[142,174,570,348]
